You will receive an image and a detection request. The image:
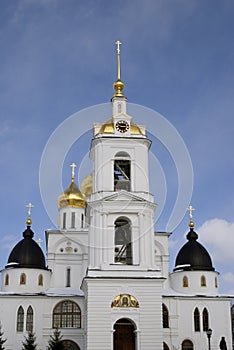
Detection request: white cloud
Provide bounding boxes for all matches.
[197,219,234,264]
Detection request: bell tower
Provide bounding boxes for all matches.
[82,41,165,350]
[86,42,159,276]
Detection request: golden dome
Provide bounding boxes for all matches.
[98,118,143,135]
[58,181,86,209]
[80,173,93,198]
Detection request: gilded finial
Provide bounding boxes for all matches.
[113,40,125,98]
[70,163,77,183]
[26,202,34,226]
[187,205,195,228]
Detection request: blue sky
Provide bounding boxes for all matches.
[0,0,233,293]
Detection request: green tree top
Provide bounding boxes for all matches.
[0,323,6,350]
[47,328,64,350]
[22,331,37,350]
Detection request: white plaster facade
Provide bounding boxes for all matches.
[0,83,232,350]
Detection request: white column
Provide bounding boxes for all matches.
[93,209,100,269]
[108,224,114,264]
[149,212,155,269]
[135,329,141,350]
[131,159,135,192]
[139,213,146,267]
[132,219,139,265]
[111,158,114,191]
[102,213,108,265]
[89,209,95,268]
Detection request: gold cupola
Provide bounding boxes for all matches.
[97,118,143,135]
[58,163,86,209]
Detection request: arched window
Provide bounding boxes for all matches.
[16,306,24,332]
[201,275,206,287]
[5,274,9,286]
[26,306,33,332]
[182,339,193,350]
[183,276,188,287]
[20,273,26,285]
[53,300,81,328]
[194,307,200,332]
[114,152,131,191]
[162,303,169,328]
[215,276,218,288]
[61,340,80,350]
[202,308,209,331]
[114,217,132,265]
[38,274,43,286]
[62,212,66,229]
[163,343,170,350]
[66,268,71,287]
[81,213,84,228]
[71,212,75,228]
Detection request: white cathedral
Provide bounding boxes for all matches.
[0,43,233,350]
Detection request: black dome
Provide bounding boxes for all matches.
[174,228,214,272]
[6,226,47,270]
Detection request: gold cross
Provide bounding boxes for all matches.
[70,162,77,181]
[187,205,195,220]
[26,202,34,218]
[115,40,122,54]
[115,40,122,81]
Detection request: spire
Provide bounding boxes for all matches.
[187,205,195,229]
[26,202,34,226]
[116,40,122,81]
[112,40,126,98]
[70,162,77,183]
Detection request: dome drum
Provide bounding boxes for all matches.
[58,206,86,231]
[1,268,51,293]
[170,270,219,295]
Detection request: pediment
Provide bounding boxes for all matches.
[103,191,146,202]
[88,190,156,207]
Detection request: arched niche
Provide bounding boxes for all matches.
[111,294,139,308]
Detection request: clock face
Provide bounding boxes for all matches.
[115,120,129,133]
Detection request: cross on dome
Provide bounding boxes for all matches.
[26,202,34,226]
[70,162,77,182]
[187,205,195,228]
